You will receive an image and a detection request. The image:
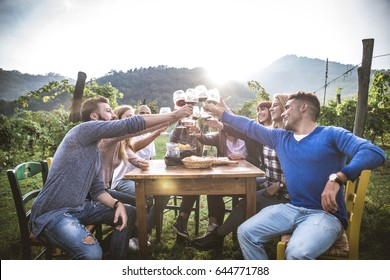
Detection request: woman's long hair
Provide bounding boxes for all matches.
[113,105,134,162]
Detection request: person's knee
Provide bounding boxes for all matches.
[237,222,252,240]
[80,233,102,260]
[285,244,313,260]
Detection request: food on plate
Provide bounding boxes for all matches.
[178,143,191,150]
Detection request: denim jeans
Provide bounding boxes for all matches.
[218,189,290,237]
[237,203,343,260]
[41,200,135,260]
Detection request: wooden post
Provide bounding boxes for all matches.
[353,39,374,137]
[69,71,87,123]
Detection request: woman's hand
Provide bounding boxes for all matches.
[228,153,246,160]
[137,158,150,170]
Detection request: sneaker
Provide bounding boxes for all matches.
[172,216,189,238]
[128,235,151,251]
[191,226,224,251]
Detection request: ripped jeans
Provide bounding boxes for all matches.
[40,200,136,260]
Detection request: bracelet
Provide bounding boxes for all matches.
[113,200,121,209]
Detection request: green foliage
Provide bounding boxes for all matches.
[235,81,271,119]
[247,80,270,101]
[365,71,390,144]
[317,71,390,143]
[0,107,72,168]
[83,79,123,108]
[16,80,72,108]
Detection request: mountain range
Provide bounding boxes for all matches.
[1,55,381,115]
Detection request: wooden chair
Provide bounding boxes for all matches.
[7,161,55,259]
[276,170,371,260]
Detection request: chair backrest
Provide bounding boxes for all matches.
[46,157,53,169]
[344,169,371,259]
[7,161,49,259]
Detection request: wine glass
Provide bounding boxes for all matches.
[192,106,200,120]
[181,88,198,127]
[185,88,198,105]
[173,90,186,107]
[195,85,208,103]
[159,107,171,114]
[206,88,220,104]
[159,107,172,134]
[200,107,211,119]
[173,90,186,128]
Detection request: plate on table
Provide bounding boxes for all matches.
[211,157,239,166]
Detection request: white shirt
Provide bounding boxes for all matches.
[226,138,247,157]
[132,133,156,160]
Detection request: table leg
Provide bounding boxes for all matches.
[135,180,147,259]
[154,196,162,242]
[246,178,257,218]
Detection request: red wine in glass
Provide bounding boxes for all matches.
[176,100,186,107]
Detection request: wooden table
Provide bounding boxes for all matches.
[123,159,264,258]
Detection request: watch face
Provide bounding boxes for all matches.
[329,174,338,181]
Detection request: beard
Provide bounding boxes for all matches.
[96,114,105,121]
[96,113,114,121]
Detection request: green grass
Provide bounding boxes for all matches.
[0,140,389,259]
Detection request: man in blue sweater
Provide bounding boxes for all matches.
[31,96,192,259]
[204,91,386,259]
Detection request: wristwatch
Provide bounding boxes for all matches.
[279,182,285,188]
[329,173,344,185]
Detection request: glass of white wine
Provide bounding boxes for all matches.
[195,85,208,103]
[206,88,220,104]
[185,88,198,105]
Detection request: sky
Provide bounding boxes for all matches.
[0,0,389,83]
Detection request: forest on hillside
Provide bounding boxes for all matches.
[1,55,385,116]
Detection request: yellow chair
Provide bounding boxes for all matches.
[276,170,371,260]
[46,157,53,169]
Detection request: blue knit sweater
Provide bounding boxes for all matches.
[31,116,146,237]
[222,112,386,228]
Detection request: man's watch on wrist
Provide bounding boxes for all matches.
[279,182,285,188]
[329,173,344,185]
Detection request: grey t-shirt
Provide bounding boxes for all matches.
[31,116,146,237]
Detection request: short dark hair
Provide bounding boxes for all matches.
[288,91,320,121]
[80,96,109,122]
